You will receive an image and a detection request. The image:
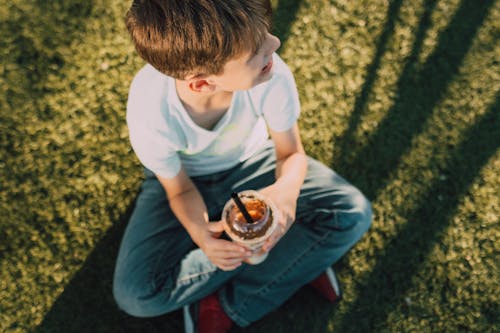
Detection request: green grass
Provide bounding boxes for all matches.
[1,0,498,332]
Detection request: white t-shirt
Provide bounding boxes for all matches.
[126,53,300,178]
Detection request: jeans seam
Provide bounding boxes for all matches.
[177,267,218,286]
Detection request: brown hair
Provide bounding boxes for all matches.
[126,0,272,79]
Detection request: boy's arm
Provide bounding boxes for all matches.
[260,122,308,251]
[270,122,307,197]
[156,168,251,271]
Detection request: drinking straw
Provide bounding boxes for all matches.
[231,192,254,223]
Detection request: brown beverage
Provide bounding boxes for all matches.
[222,190,277,264]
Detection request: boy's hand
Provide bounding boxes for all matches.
[258,185,297,253]
[197,221,252,271]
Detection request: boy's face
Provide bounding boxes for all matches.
[209,33,281,91]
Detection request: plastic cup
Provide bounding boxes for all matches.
[222,190,277,265]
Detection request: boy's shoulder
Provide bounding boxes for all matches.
[129,64,170,96]
[127,64,175,110]
[126,64,178,129]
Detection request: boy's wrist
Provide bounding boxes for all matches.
[186,221,209,248]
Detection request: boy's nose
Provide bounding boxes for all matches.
[266,34,281,55]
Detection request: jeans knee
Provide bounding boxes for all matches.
[113,266,180,318]
[330,190,372,244]
[113,275,138,316]
[356,192,372,232]
[112,270,152,317]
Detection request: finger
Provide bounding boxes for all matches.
[215,249,253,260]
[217,259,243,271]
[210,251,251,262]
[262,239,276,252]
[219,264,240,271]
[207,221,225,233]
[262,231,281,252]
[210,238,251,255]
[221,257,245,266]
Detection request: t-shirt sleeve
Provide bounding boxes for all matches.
[126,70,183,179]
[259,56,301,132]
[127,117,182,179]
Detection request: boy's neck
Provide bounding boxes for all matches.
[175,79,233,130]
[175,79,233,114]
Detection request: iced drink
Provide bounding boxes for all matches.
[222,190,277,264]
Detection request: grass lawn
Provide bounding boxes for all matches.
[1,0,498,332]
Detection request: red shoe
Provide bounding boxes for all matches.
[184,293,233,333]
[309,267,342,303]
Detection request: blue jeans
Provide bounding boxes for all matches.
[113,143,371,327]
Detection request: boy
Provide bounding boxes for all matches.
[113,0,372,332]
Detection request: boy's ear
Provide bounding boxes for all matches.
[188,78,216,93]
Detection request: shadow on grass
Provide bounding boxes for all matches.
[335,0,493,198]
[1,0,103,280]
[334,0,406,166]
[34,196,184,333]
[271,0,303,48]
[332,0,497,330]
[3,1,94,96]
[336,95,499,332]
[0,2,96,266]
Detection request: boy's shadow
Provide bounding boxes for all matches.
[34,199,184,333]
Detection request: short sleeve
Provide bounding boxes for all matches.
[127,121,182,179]
[126,68,183,179]
[258,55,301,132]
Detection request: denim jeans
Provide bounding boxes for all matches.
[113,142,372,327]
